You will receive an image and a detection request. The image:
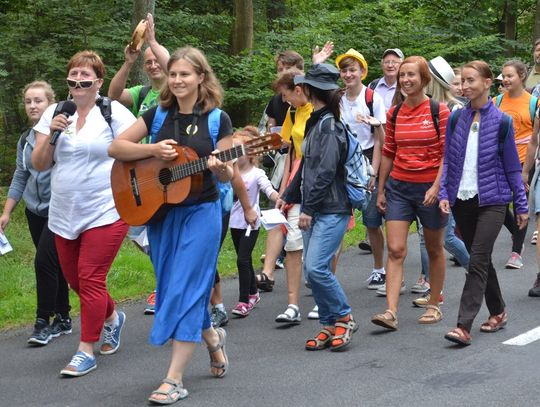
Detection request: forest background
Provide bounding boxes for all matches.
[1,0,540,182]
[0,0,539,328]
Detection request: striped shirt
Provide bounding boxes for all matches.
[383,98,449,183]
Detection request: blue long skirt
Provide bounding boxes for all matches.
[147,201,221,345]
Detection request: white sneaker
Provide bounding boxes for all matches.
[376,282,406,297]
[307,305,319,320]
[505,252,523,269]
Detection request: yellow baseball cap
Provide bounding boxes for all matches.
[335,48,368,80]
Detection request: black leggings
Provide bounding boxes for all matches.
[25,208,70,320]
[503,165,533,254]
[230,228,260,303]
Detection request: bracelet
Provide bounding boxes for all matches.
[373,121,382,128]
[370,175,377,178]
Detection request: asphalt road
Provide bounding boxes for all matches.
[1,229,540,407]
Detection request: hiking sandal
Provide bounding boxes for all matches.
[148,378,189,405]
[305,328,334,351]
[444,327,471,346]
[207,327,229,378]
[256,273,274,292]
[418,304,443,324]
[480,311,507,332]
[330,315,358,352]
[371,309,398,330]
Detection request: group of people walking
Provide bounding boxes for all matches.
[2,14,540,404]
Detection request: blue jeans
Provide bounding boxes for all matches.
[419,212,469,279]
[302,213,351,326]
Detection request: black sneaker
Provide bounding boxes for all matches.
[528,273,540,297]
[358,239,372,253]
[50,314,73,337]
[27,318,52,346]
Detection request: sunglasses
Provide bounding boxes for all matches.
[66,78,99,89]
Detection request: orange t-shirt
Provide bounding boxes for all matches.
[496,92,538,163]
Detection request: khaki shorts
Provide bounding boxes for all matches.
[284,204,303,252]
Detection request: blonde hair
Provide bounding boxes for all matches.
[233,126,260,166]
[160,46,223,112]
[22,81,56,104]
[425,78,460,107]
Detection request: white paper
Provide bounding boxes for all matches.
[0,232,13,255]
[260,209,289,230]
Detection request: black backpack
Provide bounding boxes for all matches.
[135,85,151,115]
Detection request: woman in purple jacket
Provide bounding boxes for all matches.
[439,60,528,346]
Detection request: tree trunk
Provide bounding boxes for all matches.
[504,0,517,57]
[232,0,254,55]
[131,0,155,85]
[534,0,540,45]
[229,0,254,126]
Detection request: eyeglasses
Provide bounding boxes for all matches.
[383,61,400,66]
[144,60,159,68]
[66,78,99,89]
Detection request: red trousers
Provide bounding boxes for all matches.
[55,220,128,342]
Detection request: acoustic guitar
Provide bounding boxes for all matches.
[111,133,282,225]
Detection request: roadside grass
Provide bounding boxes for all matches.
[0,187,367,330]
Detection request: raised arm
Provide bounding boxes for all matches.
[145,13,170,73]
[108,44,140,106]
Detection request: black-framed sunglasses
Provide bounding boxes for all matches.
[66,78,99,89]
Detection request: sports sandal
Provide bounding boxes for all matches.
[480,311,507,333]
[208,327,229,378]
[256,273,274,292]
[305,328,334,351]
[148,378,189,405]
[418,304,443,324]
[371,309,398,330]
[330,315,358,352]
[444,327,471,346]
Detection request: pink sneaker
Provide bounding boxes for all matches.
[232,302,251,317]
[248,291,260,308]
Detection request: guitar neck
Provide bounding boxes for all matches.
[170,144,246,182]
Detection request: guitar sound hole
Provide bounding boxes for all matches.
[158,168,172,186]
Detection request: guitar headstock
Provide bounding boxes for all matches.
[243,133,282,157]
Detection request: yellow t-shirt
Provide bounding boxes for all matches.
[496,92,538,163]
[280,103,314,159]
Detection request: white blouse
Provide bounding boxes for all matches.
[457,121,479,200]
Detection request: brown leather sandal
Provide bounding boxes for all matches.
[371,309,398,330]
[480,311,507,332]
[305,328,334,351]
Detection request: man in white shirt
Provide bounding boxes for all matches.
[368,48,404,111]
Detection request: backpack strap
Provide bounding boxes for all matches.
[96,96,113,132]
[368,78,380,91]
[429,98,440,138]
[365,87,375,134]
[136,85,152,115]
[150,106,168,144]
[18,128,32,151]
[498,114,512,157]
[208,108,222,148]
[390,102,402,130]
[289,106,297,125]
[447,108,462,136]
[529,96,538,123]
[495,93,503,107]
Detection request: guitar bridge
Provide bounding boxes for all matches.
[129,168,142,206]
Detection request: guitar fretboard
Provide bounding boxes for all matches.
[170,144,246,181]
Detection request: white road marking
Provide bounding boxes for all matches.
[503,327,540,346]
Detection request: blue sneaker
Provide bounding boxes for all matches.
[60,351,96,377]
[100,311,126,355]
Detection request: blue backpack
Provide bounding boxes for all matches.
[150,106,233,214]
[495,93,538,123]
[321,114,371,211]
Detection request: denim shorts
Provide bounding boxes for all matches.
[362,187,383,228]
[385,177,448,230]
[535,178,540,214]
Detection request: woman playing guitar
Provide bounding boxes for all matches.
[109,46,232,404]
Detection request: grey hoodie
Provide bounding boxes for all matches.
[7,129,51,217]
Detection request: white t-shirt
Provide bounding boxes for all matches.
[341,87,386,150]
[457,122,479,201]
[34,100,136,239]
[229,166,277,230]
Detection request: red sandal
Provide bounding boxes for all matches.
[444,327,471,346]
[480,311,507,333]
[305,328,334,351]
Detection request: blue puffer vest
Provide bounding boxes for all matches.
[439,99,528,214]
